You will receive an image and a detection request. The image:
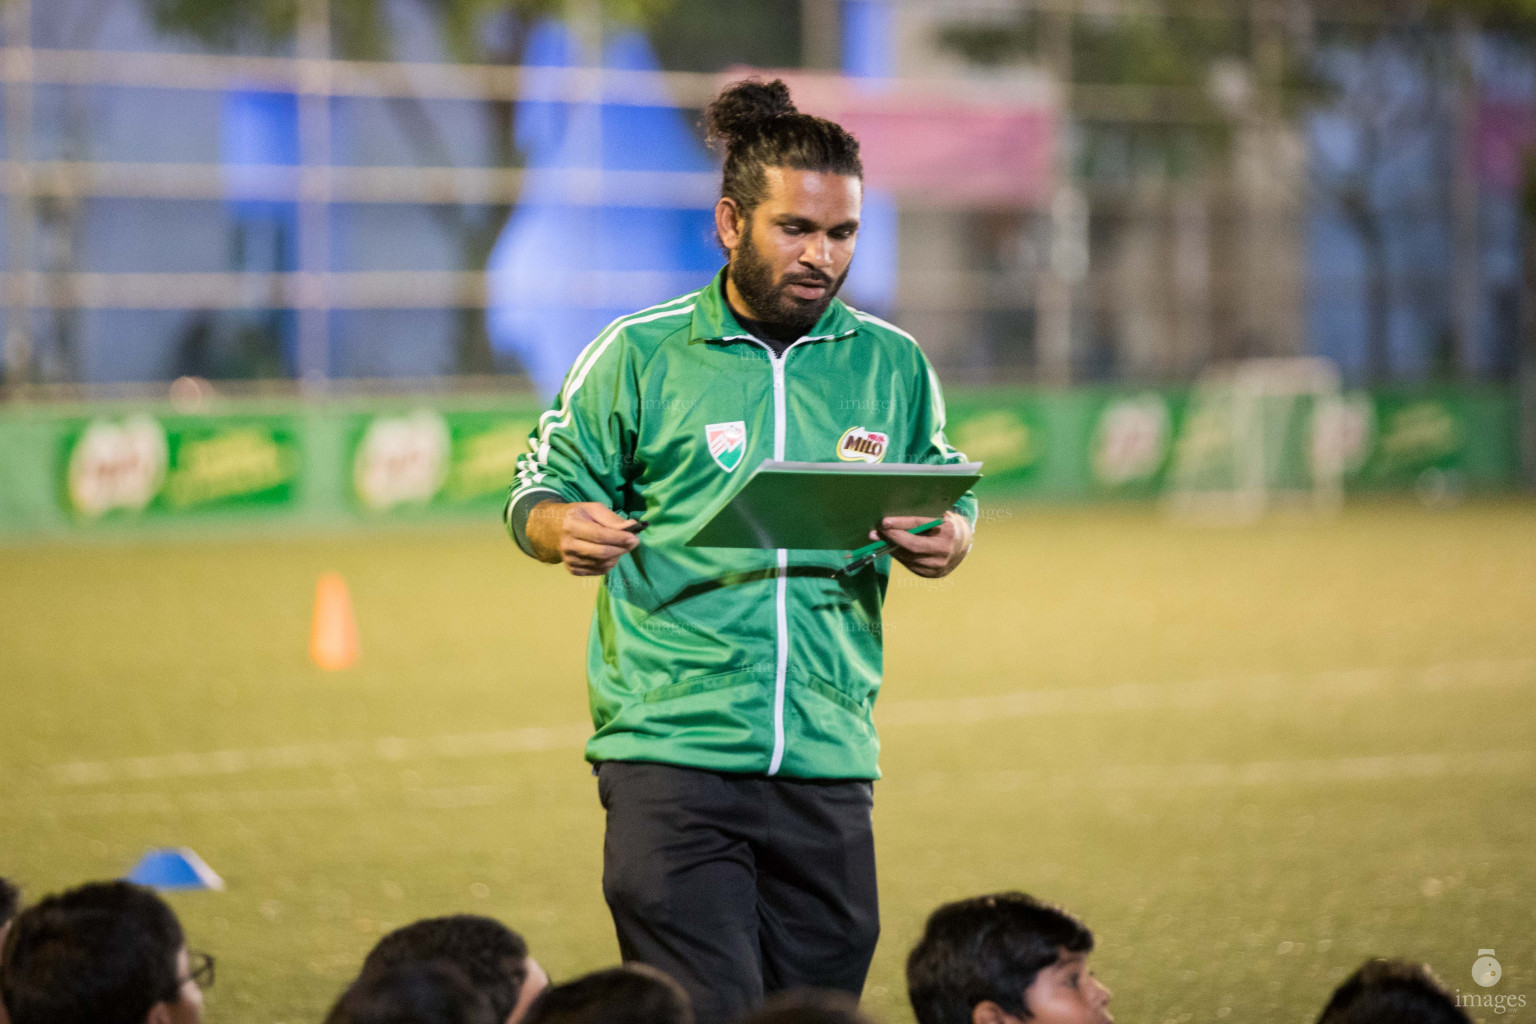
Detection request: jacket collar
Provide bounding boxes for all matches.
[690,266,862,345]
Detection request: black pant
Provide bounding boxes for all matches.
[596,761,880,1024]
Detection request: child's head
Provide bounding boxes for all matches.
[1317,959,1472,1024]
[906,892,1111,1024]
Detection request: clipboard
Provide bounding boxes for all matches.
[687,459,982,550]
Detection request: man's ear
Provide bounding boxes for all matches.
[714,197,744,252]
[144,1001,175,1024]
[972,1000,1022,1024]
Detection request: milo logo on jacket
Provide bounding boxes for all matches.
[837,426,888,463]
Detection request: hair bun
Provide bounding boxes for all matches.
[704,79,798,152]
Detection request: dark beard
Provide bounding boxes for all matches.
[728,223,850,337]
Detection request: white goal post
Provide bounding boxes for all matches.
[1163,357,1347,521]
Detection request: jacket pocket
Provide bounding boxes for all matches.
[800,676,868,715]
[641,667,764,704]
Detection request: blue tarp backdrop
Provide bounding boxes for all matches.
[486,22,721,398]
[485,16,901,398]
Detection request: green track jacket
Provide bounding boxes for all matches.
[505,269,977,779]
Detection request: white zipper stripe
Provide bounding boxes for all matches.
[748,335,814,777]
[770,546,790,774]
[771,350,789,459]
[732,320,855,775]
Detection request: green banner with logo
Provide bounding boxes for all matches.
[945,389,1195,501]
[1344,388,1520,490]
[54,413,301,522]
[942,386,1521,503]
[344,408,541,516]
[0,384,1522,540]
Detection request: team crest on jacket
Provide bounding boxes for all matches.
[837,426,888,463]
[706,421,747,472]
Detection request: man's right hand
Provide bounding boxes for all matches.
[525,500,641,576]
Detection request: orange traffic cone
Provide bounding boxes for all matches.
[310,571,359,670]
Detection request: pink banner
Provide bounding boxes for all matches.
[727,71,1058,209]
[1477,98,1536,192]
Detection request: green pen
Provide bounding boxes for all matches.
[840,516,946,576]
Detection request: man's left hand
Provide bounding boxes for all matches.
[874,511,972,579]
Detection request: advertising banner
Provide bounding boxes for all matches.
[944,386,1519,502]
[1082,391,1192,498]
[945,398,1049,490]
[346,408,540,516]
[57,413,301,522]
[0,384,1520,541]
[762,72,1057,209]
[1341,389,1520,491]
[945,390,1193,501]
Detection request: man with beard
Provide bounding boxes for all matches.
[504,78,977,1024]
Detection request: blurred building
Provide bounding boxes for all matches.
[2,0,1533,393]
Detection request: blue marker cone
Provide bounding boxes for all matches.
[125,847,225,891]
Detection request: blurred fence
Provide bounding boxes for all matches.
[2,0,1533,395]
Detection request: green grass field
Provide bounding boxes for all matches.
[3,501,1534,1024]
